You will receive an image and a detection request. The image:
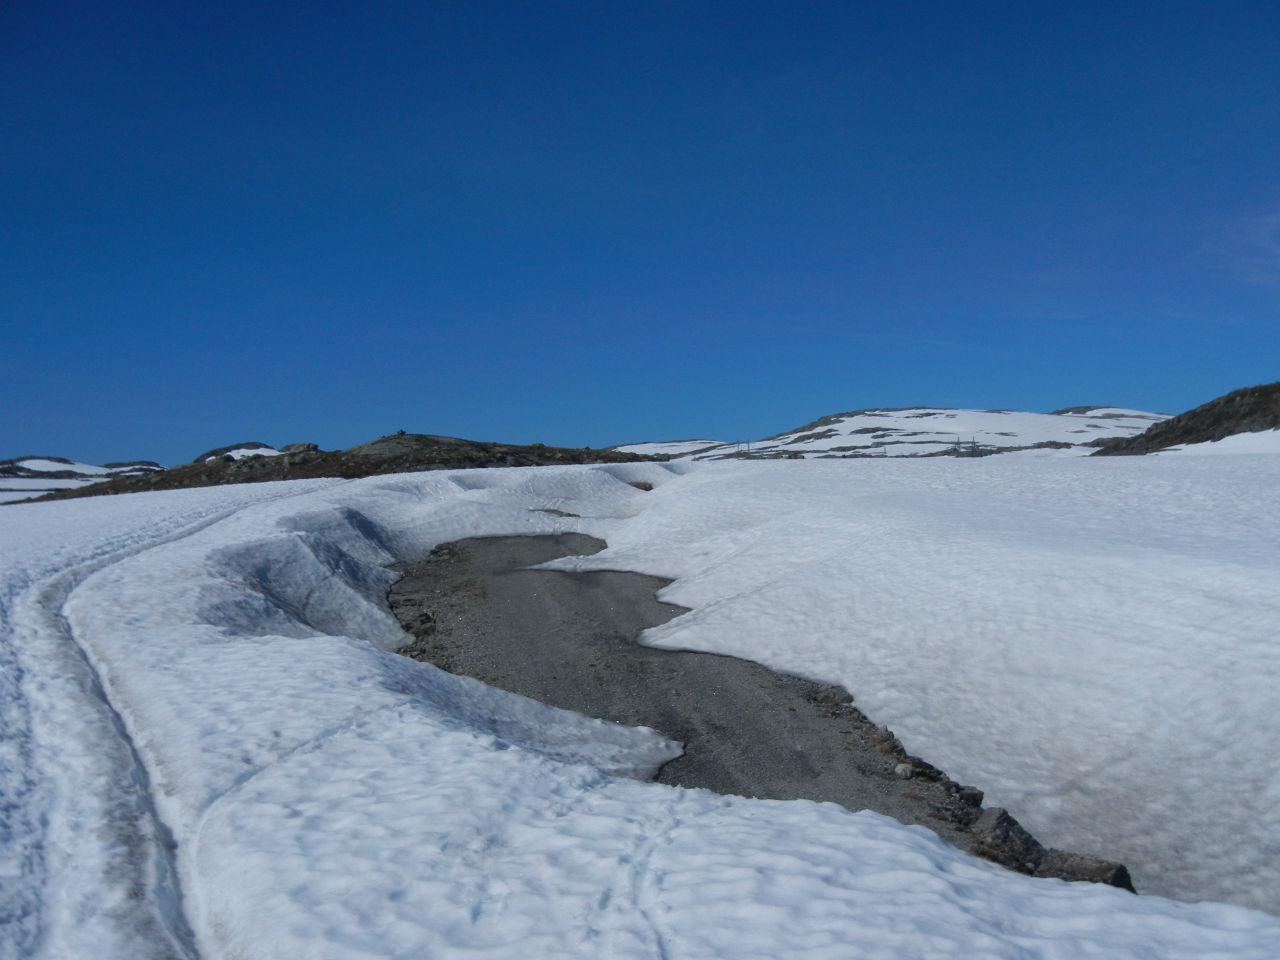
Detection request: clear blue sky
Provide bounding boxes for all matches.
[3,1,1278,464]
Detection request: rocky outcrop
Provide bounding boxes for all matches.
[969,808,1134,890]
[1094,381,1280,455]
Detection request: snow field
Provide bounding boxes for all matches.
[1157,428,1280,455]
[3,458,1279,957]
[0,477,100,501]
[567,455,1280,910]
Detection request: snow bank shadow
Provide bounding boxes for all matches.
[196,503,679,780]
[203,508,404,646]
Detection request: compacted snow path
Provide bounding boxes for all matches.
[1,481,345,959]
[24,564,195,960]
[3,460,1280,959]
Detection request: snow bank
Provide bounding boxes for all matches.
[563,456,1280,911]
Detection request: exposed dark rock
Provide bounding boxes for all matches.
[784,429,840,444]
[969,808,1136,891]
[345,433,483,458]
[1038,850,1136,890]
[969,808,1048,873]
[761,407,944,441]
[1093,381,1280,455]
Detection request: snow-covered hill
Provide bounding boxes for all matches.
[191,441,284,463]
[0,456,162,504]
[614,406,1167,459]
[3,456,1279,958]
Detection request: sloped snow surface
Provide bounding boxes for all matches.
[1156,428,1280,455]
[2,457,1279,958]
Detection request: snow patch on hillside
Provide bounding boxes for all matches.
[611,439,727,456]
[0,457,162,502]
[619,407,1167,460]
[200,446,283,462]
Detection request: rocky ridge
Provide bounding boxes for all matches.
[1093,381,1280,455]
[16,432,665,504]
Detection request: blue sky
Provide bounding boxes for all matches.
[3,1,1278,464]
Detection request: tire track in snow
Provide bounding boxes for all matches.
[0,571,44,960]
[30,570,199,960]
[6,482,348,960]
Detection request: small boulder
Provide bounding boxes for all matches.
[967,808,1135,891]
[1037,850,1136,892]
[968,808,1046,874]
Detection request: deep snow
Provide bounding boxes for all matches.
[2,454,1278,958]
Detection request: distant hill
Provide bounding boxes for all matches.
[1092,382,1280,456]
[14,433,665,504]
[0,457,162,504]
[13,388,1271,505]
[615,406,1167,460]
